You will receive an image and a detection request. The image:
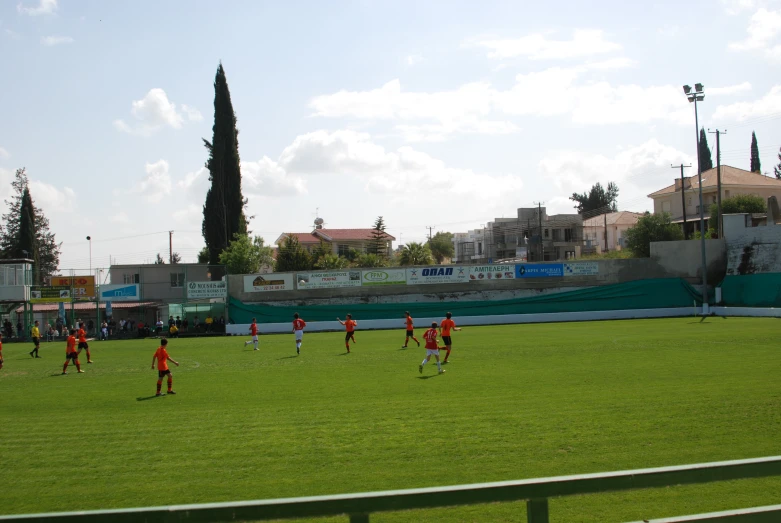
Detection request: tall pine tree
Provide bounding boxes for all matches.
[0,168,60,284]
[750,131,762,173]
[698,128,713,171]
[368,216,388,258]
[202,63,247,272]
[774,145,781,180]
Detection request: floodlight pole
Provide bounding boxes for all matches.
[685,85,708,314]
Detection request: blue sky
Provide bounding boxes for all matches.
[1,0,780,270]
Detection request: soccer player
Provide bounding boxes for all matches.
[292,313,306,355]
[62,329,84,375]
[439,312,462,364]
[244,318,259,350]
[29,320,42,358]
[401,311,420,348]
[151,338,179,396]
[337,314,357,353]
[419,322,445,375]
[77,322,93,363]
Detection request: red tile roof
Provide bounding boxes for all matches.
[649,165,781,197]
[276,229,396,245]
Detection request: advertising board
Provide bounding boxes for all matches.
[406,266,469,285]
[468,265,516,281]
[515,264,564,278]
[243,274,295,292]
[296,271,362,289]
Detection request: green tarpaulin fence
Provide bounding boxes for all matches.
[229,278,703,324]
[719,274,781,307]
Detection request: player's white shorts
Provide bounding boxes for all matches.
[426,349,440,357]
[294,330,304,341]
[251,335,258,342]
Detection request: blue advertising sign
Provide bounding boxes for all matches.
[515,263,564,278]
[105,301,112,318]
[58,301,65,321]
[99,284,140,301]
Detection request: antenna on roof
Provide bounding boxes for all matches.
[314,208,325,230]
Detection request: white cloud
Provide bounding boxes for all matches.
[172,204,201,224]
[728,8,781,59]
[722,0,757,15]
[406,54,424,66]
[114,89,201,136]
[110,211,130,224]
[17,0,57,16]
[0,147,9,159]
[466,29,621,60]
[138,159,172,203]
[41,35,73,46]
[241,158,307,196]
[29,181,76,212]
[709,82,752,96]
[538,139,692,213]
[176,166,208,192]
[5,28,20,39]
[713,85,781,120]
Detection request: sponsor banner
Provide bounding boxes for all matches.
[515,263,564,278]
[58,301,65,320]
[406,266,469,285]
[187,280,227,299]
[243,273,295,292]
[468,264,516,281]
[99,284,140,301]
[296,270,362,290]
[30,286,71,303]
[105,302,112,318]
[50,275,95,300]
[361,269,407,286]
[563,262,599,277]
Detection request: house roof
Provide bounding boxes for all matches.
[276,229,396,245]
[583,211,644,227]
[648,165,781,198]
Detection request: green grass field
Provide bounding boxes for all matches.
[1,317,780,522]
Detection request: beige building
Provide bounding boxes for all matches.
[648,165,781,234]
[582,211,643,253]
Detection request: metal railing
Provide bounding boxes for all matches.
[1,456,779,523]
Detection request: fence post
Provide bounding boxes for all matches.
[527,498,549,523]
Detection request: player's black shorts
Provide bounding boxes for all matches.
[345,332,353,342]
[442,336,452,345]
[158,369,171,378]
[78,341,89,350]
[32,337,40,346]
[66,352,78,361]
[406,329,414,336]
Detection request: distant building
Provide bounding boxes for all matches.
[582,211,643,253]
[648,165,781,235]
[275,217,395,258]
[453,207,584,263]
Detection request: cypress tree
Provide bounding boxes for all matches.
[202,63,247,270]
[699,128,713,171]
[774,145,781,180]
[750,131,762,173]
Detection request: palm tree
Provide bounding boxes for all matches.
[314,253,349,270]
[399,242,433,266]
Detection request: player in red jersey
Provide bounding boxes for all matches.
[418,322,445,375]
[401,311,420,348]
[292,313,307,355]
[151,338,179,396]
[243,318,259,350]
[439,312,462,364]
[337,314,357,353]
[77,322,93,363]
[62,329,84,375]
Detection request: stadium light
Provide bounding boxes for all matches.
[86,236,92,278]
[684,83,708,314]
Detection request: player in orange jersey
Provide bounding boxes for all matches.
[439,312,462,364]
[151,338,179,396]
[337,314,357,353]
[77,322,93,363]
[62,329,84,375]
[0,332,4,370]
[292,313,307,355]
[244,318,259,350]
[401,311,420,348]
[418,322,445,375]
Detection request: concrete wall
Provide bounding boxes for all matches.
[110,264,211,302]
[649,239,727,283]
[723,214,781,275]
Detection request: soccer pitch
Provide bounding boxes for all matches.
[1,317,780,522]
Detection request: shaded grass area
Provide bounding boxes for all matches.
[1,317,779,522]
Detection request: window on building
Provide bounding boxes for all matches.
[564,228,573,242]
[477,242,483,255]
[552,229,562,241]
[123,273,140,284]
[544,229,549,238]
[696,205,700,214]
[712,195,717,204]
[337,244,350,256]
[170,273,185,288]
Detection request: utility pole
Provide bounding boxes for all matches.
[534,202,544,261]
[426,226,434,241]
[169,231,174,264]
[603,212,608,252]
[672,164,692,239]
[709,129,727,238]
